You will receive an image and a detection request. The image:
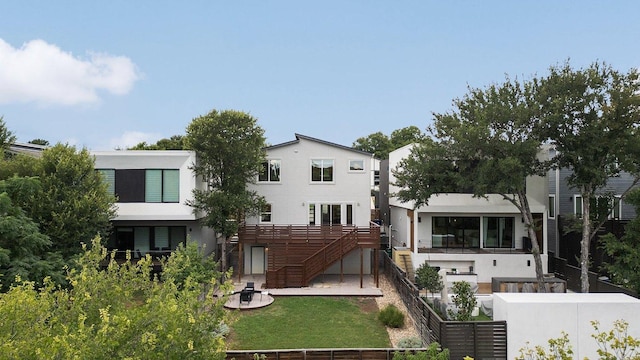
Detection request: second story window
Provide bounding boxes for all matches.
[99,168,180,203]
[311,159,334,182]
[146,169,180,203]
[349,159,365,172]
[259,159,281,182]
[98,169,115,195]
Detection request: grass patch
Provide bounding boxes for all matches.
[228,297,391,349]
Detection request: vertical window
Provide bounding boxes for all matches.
[574,195,583,218]
[97,169,115,195]
[548,195,556,219]
[308,204,316,225]
[346,204,353,225]
[611,197,621,220]
[483,217,514,248]
[320,204,342,225]
[145,169,179,203]
[154,227,170,250]
[349,159,365,172]
[259,159,281,182]
[169,227,186,250]
[311,159,334,182]
[260,204,272,223]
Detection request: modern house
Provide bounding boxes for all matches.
[387,144,549,292]
[238,134,380,288]
[93,150,216,258]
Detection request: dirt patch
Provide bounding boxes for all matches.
[353,297,379,313]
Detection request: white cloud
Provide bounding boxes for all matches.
[0,38,140,105]
[108,131,162,150]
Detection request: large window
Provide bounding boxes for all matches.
[308,203,353,225]
[483,217,514,248]
[109,226,187,257]
[259,159,281,182]
[311,159,334,182]
[431,217,480,249]
[98,169,179,203]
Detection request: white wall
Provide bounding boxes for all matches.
[494,293,640,360]
[93,150,198,221]
[248,136,373,227]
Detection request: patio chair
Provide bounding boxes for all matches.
[239,289,253,304]
[245,282,255,292]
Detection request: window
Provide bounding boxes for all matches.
[431,217,480,249]
[145,169,179,203]
[110,226,187,257]
[346,204,353,225]
[611,197,621,220]
[308,204,316,225]
[311,159,334,182]
[308,203,351,225]
[321,204,342,225]
[260,204,272,223]
[97,169,115,195]
[548,195,556,219]
[574,195,583,218]
[349,159,365,172]
[483,217,514,248]
[259,159,281,182]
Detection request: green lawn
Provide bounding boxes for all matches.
[228,297,392,350]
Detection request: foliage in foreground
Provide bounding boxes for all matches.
[0,237,233,359]
[392,342,450,360]
[517,320,639,360]
[379,303,405,328]
[415,262,443,298]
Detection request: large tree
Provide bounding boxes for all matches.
[394,76,550,291]
[0,117,16,157]
[538,61,640,292]
[185,109,267,272]
[353,126,424,159]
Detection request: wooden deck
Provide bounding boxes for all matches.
[238,224,381,288]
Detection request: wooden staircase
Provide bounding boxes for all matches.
[398,253,415,281]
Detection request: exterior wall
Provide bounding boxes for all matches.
[247,136,373,227]
[494,293,640,360]
[93,150,197,221]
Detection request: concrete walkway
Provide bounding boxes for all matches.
[224,274,383,310]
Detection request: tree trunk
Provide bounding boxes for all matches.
[518,191,547,292]
[580,188,592,293]
[220,234,227,274]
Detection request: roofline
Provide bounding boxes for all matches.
[266,133,374,157]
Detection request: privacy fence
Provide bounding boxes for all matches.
[551,256,638,298]
[382,252,507,360]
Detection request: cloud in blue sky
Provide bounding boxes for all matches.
[0,38,140,106]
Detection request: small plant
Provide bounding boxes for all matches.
[378,304,405,328]
[415,262,444,299]
[397,336,423,348]
[447,281,477,321]
[392,342,450,360]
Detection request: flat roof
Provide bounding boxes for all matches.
[494,292,640,304]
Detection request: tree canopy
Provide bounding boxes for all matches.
[0,117,16,157]
[185,109,267,271]
[128,135,187,150]
[353,126,424,159]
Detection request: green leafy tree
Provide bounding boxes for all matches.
[600,188,640,293]
[0,117,16,158]
[353,126,424,160]
[185,109,267,272]
[0,236,233,359]
[129,135,187,150]
[539,61,640,292]
[0,176,65,290]
[415,262,443,299]
[448,281,477,321]
[394,76,549,290]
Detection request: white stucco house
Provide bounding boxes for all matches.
[93,150,216,258]
[239,134,380,286]
[388,144,549,291]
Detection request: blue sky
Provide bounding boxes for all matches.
[1,1,639,150]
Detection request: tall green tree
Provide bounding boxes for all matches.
[185,109,267,272]
[0,117,16,157]
[539,61,640,292]
[353,126,424,159]
[394,77,549,290]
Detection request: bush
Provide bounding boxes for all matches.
[397,336,423,348]
[378,304,405,328]
[447,281,477,321]
[392,342,450,360]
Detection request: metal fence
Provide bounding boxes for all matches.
[382,252,507,360]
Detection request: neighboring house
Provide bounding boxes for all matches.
[7,142,47,157]
[547,146,639,266]
[93,150,216,258]
[387,144,549,291]
[238,134,380,288]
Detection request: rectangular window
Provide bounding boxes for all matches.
[431,216,480,249]
[311,159,334,182]
[115,169,145,202]
[154,227,170,249]
[145,169,179,203]
[169,227,186,250]
[610,196,622,220]
[97,169,115,195]
[346,204,353,225]
[574,195,583,218]
[483,217,514,248]
[259,159,281,182]
[111,226,186,254]
[548,195,556,219]
[308,204,316,225]
[260,204,272,223]
[320,203,342,225]
[349,159,365,172]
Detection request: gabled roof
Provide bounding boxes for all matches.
[266,133,374,157]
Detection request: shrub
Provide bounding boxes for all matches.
[378,304,405,328]
[392,342,450,360]
[447,281,477,321]
[397,336,423,348]
[415,262,444,298]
